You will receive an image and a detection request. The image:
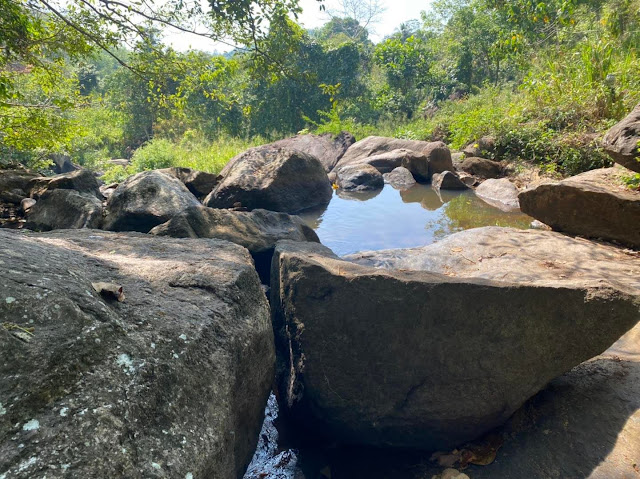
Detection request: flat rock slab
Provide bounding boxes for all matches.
[271,231,639,451]
[519,166,640,248]
[347,227,640,291]
[0,229,274,479]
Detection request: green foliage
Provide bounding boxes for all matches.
[622,173,640,190]
[102,134,262,183]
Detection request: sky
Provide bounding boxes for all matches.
[164,0,434,52]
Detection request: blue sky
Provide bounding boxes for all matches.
[164,0,433,51]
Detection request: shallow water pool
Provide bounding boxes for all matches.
[298,183,533,256]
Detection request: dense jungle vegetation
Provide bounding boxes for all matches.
[2,0,639,182]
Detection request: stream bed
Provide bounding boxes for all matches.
[246,184,534,479]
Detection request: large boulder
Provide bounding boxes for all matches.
[333,138,454,183]
[157,167,220,198]
[30,169,102,200]
[103,170,201,233]
[383,167,416,191]
[0,169,40,204]
[264,132,355,173]
[25,189,103,231]
[150,205,319,283]
[333,136,434,172]
[602,103,640,173]
[0,229,274,479]
[205,148,332,214]
[475,178,521,212]
[271,230,639,451]
[458,157,503,179]
[336,164,384,192]
[519,166,640,248]
[338,149,424,174]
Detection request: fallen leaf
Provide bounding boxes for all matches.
[92,282,125,302]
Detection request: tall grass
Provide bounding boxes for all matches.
[101,133,264,183]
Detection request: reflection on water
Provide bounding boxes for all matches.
[298,183,533,256]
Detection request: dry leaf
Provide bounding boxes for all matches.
[92,282,125,302]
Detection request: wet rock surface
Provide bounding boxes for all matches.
[519,166,640,248]
[205,148,332,214]
[0,229,274,479]
[270,232,639,452]
[25,189,103,231]
[103,170,201,233]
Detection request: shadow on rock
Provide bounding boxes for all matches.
[251,356,640,479]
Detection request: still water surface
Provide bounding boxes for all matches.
[298,183,533,256]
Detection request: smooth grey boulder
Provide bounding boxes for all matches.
[458,157,503,179]
[0,229,274,479]
[383,167,416,191]
[338,149,425,174]
[103,170,200,233]
[25,189,103,231]
[0,169,40,204]
[333,136,434,172]
[336,164,384,192]
[431,171,468,192]
[272,230,640,451]
[30,169,102,200]
[157,167,219,198]
[475,178,521,212]
[150,205,319,283]
[603,103,640,173]
[265,132,355,173]
[519,166,640,248]
[205,148,332,214]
